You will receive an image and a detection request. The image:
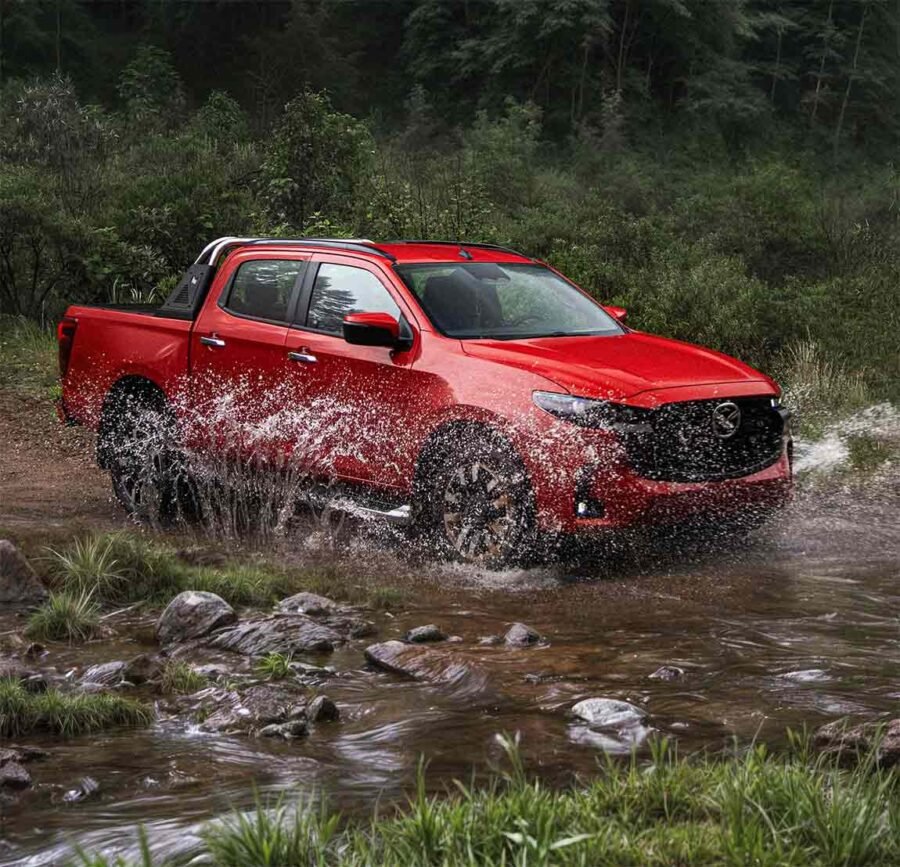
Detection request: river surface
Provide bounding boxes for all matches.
[2,447,899,865]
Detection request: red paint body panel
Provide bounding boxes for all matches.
[60,241,792,535]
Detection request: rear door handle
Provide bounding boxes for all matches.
[288,350,318,364]
[200,335,226,348]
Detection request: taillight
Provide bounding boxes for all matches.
[57,317,78,377]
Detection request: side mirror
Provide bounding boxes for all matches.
[604,305,627,323]
[343,312,402,348]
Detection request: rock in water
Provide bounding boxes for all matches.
[364,640,488,694]
[207,615,341,656]
[0,540,47,605]
[0,762,31,790]
[307,695,340,723]
[504,622,543,647]
[815,718,900,766]
[196,684,307,735]
[405,624,447,644]
[277,592,346,616]
[82,661,128,686]
[123,653,163,685]
[156,591,237,646]
[572,698,647,728]
[649,665,685,681]
[63,777,100,803]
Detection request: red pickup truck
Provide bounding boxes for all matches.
[58,237,792,564]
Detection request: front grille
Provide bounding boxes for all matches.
[621,397,785,483]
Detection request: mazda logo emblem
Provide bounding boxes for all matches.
[712,401,741,439]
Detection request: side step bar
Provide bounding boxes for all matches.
[332,501,412,526]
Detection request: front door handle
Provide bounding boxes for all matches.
[200,335,226,348]
[288,350,318,364]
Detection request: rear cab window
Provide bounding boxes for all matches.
[222,259,305,323]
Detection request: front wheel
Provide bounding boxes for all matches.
[416,433,536,567]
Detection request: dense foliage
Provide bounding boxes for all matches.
[0,1,897,396]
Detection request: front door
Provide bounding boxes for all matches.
[283,254,423,491]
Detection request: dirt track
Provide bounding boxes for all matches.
[0,389,119,545]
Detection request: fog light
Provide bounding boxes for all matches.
[576,498,605,519]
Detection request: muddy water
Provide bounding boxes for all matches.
[3,463,900,864]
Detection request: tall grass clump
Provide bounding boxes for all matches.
[160,660,206,695]
[0,679,153,737]
[79,733,900,866]
[0,315,57,395]
[25,590,100,642]
[777,339,871,436]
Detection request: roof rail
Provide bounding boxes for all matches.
[194,236,396,267]
[386,239,531,259]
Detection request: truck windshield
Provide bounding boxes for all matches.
[395,262,623,340]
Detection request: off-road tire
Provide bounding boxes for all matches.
[415,431,536,567]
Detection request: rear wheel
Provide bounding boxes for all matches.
[416,432,535,567]
[101,390,194,526]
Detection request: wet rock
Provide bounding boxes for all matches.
[156,591,237,646]
[572,698,647,728]
[0,762,31,790]
[307,695,340,723]
[405,624,447,644]
[649,665,685,681]
[259,719,308,739]
[0,659,45,692]
[23,643,46,660]
[278,592,346,616]
[123,653,164,685]
[197,683,307,735]
[0,540,47,605]
[208,614,341,657]
[82,660,128,686]
[63,777,100,803]
[0,746,47,764]
[504,622,543,647]
[815,718,900,766]
[364,640,488,692]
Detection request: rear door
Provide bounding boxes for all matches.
[284,254,423,489]
[190,251,308,457]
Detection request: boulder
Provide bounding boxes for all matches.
[572,698,647,729]
[156,591,237,646]
[364,640,488,694]
[0,659,45,692]
[123,653,164,685]
[196,684,307,735]
[405,624,447,644]
[307,695,340,723]
[0,761,31,790]
[63,776,100,803]
[815,718,900,766]
[649,665,685,681]
[0,540,47,605]
[504,622,543,647]
[259,720,308,739]
[278,592,346,616]
[82,660,128,686]
[207,615,341,656]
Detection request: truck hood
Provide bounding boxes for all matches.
[461,332,776,403]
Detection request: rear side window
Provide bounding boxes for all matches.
[306,263,400,334]
[224,259,303,323]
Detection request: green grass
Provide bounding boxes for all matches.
[0,678,153,737]
[42,531,398,612]
[77,733,900,866]
[25,590,101,642]
[846,434,896,473]
[0,315,57,396]
[255,652,294,680]
[159,660,207,695]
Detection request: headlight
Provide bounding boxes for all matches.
[532,391,653,431]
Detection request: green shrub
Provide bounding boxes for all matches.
[254,652,294,681]
[25,590,100,643]
[160,661,206,695]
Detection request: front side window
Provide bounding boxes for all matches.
[397,262,622,340]
[306,263,401,334]
[225,259,303,323]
